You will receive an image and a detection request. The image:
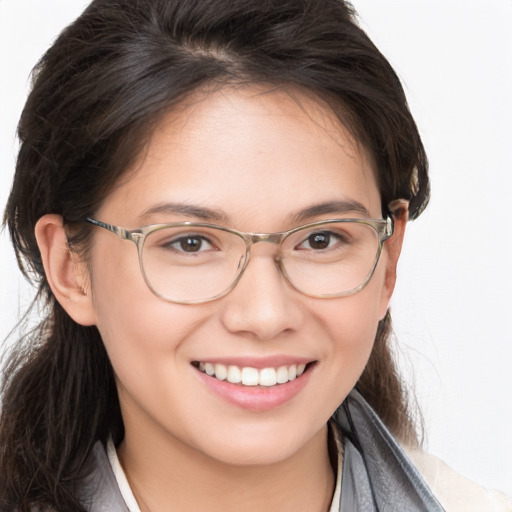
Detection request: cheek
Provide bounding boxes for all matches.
[310,267,387,403]
[324,299,379,383]
[88,241,201,369]
[89,258,210,431]
[322,268,386,349]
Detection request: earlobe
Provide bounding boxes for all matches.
[378,201,409,319]
[35,214,96,326]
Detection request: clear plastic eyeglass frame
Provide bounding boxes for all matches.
[85,216,394,304]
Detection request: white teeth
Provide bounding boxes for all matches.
[259,368,277,387]
[214,363,227,381]
[241,367,259,386]
[276,366,289,384]
[204,363,215,376]
[227,365,242,384]
[197,362,310,387]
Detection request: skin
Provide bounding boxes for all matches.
[35,86,407,512]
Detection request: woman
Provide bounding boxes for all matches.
[1,0,510,511]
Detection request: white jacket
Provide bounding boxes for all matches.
[404,447,512,512]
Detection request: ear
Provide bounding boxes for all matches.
[378,200,409,319]
[35,214,96,326]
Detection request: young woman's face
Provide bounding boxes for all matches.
[87,86,401,466]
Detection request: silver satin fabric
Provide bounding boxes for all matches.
[78,443,130,512]
[78,389,445,511]
[334,390,445,511]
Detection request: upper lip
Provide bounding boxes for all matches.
[191,355,316,369]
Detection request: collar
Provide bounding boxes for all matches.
[107,439,141,512]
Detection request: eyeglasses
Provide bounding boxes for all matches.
[86,216,394,304]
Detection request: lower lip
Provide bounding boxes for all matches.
[194,365,314,411]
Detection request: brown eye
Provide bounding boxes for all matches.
[179,236,203,252]
[300,231,343,250]
[307,232,331,250]
[163,234,214,253]
[294,228,351,252]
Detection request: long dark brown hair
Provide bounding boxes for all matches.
[1,0,429,510]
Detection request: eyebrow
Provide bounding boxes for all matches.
[139,202,228,223]
[139,199,371,226]
[290,200,372,223]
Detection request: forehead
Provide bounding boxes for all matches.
[97,85,382,228]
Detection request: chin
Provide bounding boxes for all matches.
[189,423,325,468]
[204,440,301,467]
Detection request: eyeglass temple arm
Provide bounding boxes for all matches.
[388,198,409,216]
[384,199,410,239]
[86,217,130,240]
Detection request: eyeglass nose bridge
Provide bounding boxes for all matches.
[243,232,288,264]
[246,232,284,245]
[235,232,288,284]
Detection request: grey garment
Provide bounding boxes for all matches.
[334,390,445,511]
[78,390,444,511]
[77,442,130,512]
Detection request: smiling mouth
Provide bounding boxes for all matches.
[192,361,316,387]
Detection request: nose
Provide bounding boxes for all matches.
[219,247,304,341]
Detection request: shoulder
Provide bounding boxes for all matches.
[403,446,512,512]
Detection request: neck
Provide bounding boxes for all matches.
[117,424,336,512]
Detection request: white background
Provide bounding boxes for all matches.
[1,0,511,497]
